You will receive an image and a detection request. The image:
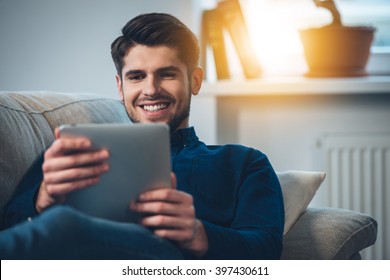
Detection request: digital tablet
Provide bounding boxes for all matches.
[59,123,171,222]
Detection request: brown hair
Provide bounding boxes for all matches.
[111,13,199,77]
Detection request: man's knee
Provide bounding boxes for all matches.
[39,205,88,235]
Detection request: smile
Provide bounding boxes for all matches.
[142,103,168,112]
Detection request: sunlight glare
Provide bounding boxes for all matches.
[244,0,329,75]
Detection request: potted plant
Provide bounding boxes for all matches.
[300,0,376,77]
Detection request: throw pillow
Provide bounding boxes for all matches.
[276,170,326,235]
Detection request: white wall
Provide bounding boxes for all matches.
[0,0,201,97]
[0,0,214,148]
[218,94,388,159]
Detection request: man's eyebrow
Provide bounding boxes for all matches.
[124,69,145,77]
[157,66,180,73]
[123,66,180,77]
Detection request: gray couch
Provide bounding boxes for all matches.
[0,91,378,259]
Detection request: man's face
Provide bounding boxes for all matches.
[116,45,203,132]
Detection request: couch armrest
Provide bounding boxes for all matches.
[281,207,378,259]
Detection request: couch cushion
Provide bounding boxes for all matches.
[0,91,131,224]
[281,207,378,259]
[277,170,325,235]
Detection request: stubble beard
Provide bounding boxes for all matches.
[122,92,191,133]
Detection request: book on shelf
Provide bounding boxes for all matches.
[218,0,262,79]
[201,8,230,80]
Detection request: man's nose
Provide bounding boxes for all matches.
[143,76,160,96]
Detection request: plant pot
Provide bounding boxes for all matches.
[300,25,375,77]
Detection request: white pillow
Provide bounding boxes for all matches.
[276,170,326,235]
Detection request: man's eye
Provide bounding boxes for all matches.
[129,74,145,81]
[161,72,176,78]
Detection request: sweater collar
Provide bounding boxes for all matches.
[170,127,198,148]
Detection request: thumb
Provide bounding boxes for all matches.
[170,172,177,189]
[54,127,61,139]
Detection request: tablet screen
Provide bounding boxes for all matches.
[59,123,171,222]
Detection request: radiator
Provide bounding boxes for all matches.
[321,132,390,260]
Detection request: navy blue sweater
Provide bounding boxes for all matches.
[3,127,284,259]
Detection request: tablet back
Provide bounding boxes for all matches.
[59,123,171,222]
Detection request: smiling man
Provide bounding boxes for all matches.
[116,45,201,131]
[1,13,284,260]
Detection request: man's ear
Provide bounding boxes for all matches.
[116,74,124,101]
[191,67,204,96]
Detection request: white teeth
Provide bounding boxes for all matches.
[143,104,168,112]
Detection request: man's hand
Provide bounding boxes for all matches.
[36,128,109,213]
[130,173,209,257]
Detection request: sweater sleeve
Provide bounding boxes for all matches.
[201,150,284,260]
[1,155,43,230]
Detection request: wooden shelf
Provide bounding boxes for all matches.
[201,75,390,96]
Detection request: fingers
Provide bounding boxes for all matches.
[46,176,101,196]
[54,127,60,139]
[141,215,195,231]
[38,134,110,208]
[44,162,109,184]
[131,198,194,217]
[137,188,192,204]
[43,149,109,172]
[154,227,195,242]
[36,174,102,212]
[42,158,109,197]
[129,182,208,255]
[130,189,194,222]
[130,188,195,241]
[43,164,108,194]
[170,172,177,189]
[44,137,92,159]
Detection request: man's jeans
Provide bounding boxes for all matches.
[0,206,184,259]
